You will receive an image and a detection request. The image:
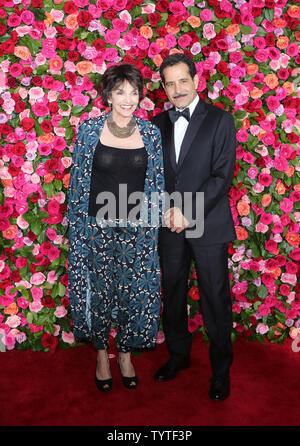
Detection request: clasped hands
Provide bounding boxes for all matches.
[164,207,190,233]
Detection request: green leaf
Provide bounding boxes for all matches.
[43,182,54,197]
[239,25,253,34]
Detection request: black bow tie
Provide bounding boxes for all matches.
[168,108,190,124]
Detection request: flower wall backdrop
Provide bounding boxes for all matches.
[0,0,299,352]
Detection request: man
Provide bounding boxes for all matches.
[151,53,237,401]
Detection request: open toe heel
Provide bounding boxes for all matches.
[95,375,113,392]
[117,358,138,389]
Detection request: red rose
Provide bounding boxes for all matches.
[40,120,52,133]
[10,270,21,282]
[7,77,17,88]
[12,142,26,156]
[31,0,43,6]
[287,132,299,143]
[156,0,169,13]
[32,75,42,86]
[148,12,162,27]
[48,101,59,114]
[67,50,79,62]
[8,164,20,177]
[41,296,56,308]
[0,279,11,290]
[103,10,117,19]
[265,33,275,46]
[27,230,38,241]
[156,26,168,37]
[265,0,275,8]
[133,18,144,27]
[0,22,6,36]
[22,66,32,76]
[57,37,70,51]
[0,123,13,135]
[63,1,78,14]
[92,38,105,51]
[41,332,59,354]
[20,117,35,131]
[188,286,200,300]
[251,7,262,17]
[77,10,92,27]
[15,101,26,114]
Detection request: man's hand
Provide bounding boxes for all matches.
[164,207,190,233]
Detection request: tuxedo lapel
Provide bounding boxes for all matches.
[176,99,208,171]
[163,112,177,173]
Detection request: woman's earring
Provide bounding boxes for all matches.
[108,101,112,110]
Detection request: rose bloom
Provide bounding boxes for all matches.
[286,233,299,247]
[260,193,271,207]
[54,305,67,318]
[3,224,18,240]
[203,23,216,40]
[76,61,93,75]
[235,226,248,240]
[64,14,79,30]
[14,46,31,60]
[237,200,250,216]
[256,323,269,335]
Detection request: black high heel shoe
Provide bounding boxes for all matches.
[95,375,113,392]
[95,355,113,392]
[117,357,138,389]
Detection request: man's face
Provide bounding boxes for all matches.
[162,62,198,110]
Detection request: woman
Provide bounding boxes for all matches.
[67,64,164,392]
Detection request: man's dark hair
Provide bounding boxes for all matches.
[101,64,144,106]
[160,53,197,84]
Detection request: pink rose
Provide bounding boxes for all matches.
[258,173,272,186]
[6,315,21,328]
[248,166,258,179]
[200,9,212,21]
[281,273,297,286]
[258,304,271,317]
[62,331,75,344]
[105,29,120,45]
[256,323,269,335]
[280,198,293,213]
[32,103,50,117]
[30,272,46,285]
[2,333,15,350]
[178,34,192,49]
[156,330,165,344]
[112,18,128,32]
[169,1,186,16]
[203,23,216,40]
[29,300,43,313]
[54,306,67,318]
[274,156,289,172]
[236,129,248,143]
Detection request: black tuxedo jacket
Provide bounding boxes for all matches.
[152,97,237,246]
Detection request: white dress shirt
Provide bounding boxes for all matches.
[174,95,199,163]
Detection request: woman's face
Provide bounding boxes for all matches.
[109,80,140,121]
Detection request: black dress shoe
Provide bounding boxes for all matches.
[154,358,190,382]
[209,376,230,401]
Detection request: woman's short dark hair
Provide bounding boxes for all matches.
[101,64,144,106]
[160,54,197,84]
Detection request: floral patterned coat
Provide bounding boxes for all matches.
[66,113,165,349]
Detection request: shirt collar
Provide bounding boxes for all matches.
[175,94,199,117]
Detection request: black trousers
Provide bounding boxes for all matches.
[159,230,233,379]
